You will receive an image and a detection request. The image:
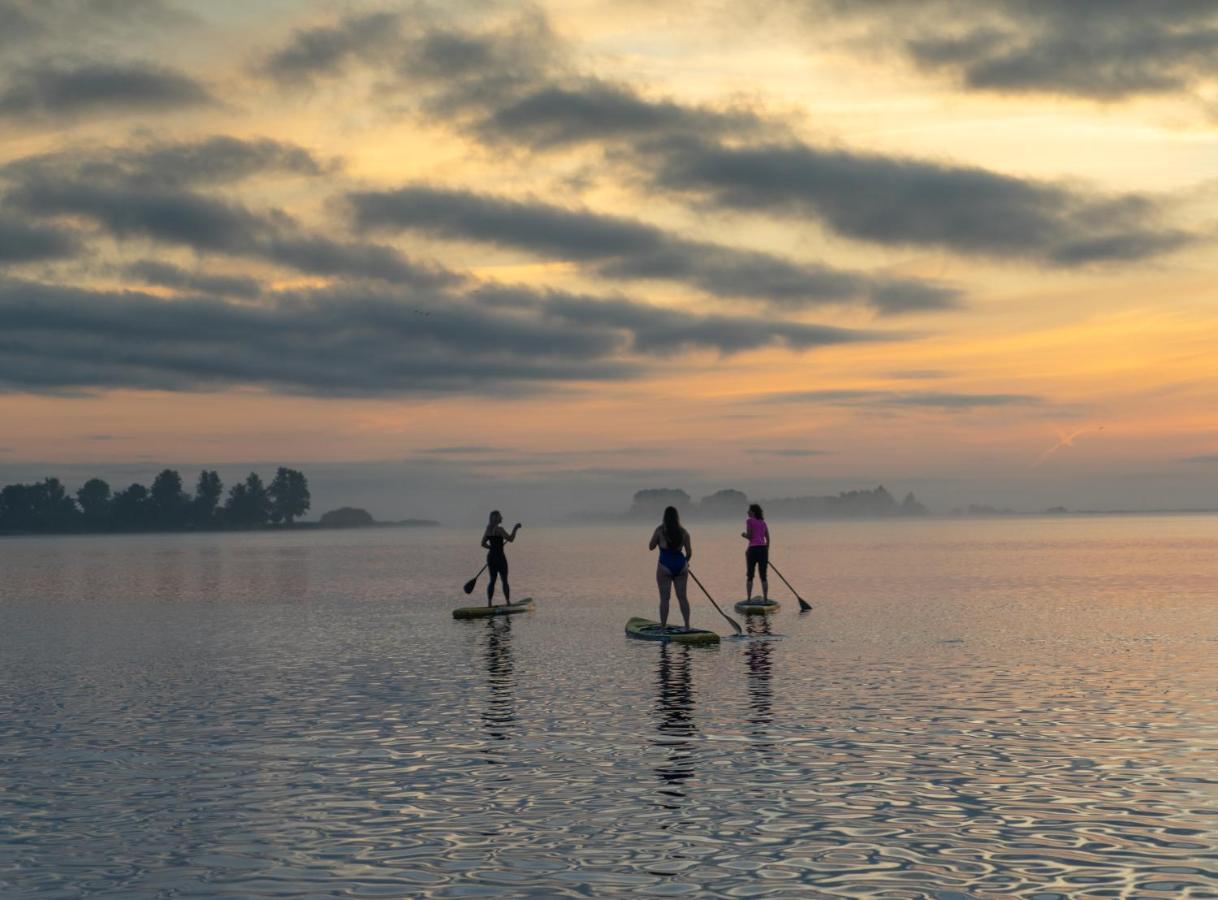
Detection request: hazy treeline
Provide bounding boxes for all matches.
[0,468,310,535]
[629,486,929,519]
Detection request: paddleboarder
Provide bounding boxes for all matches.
[741,503,770,602]
[649,505,693,629]
[481,511,521,607]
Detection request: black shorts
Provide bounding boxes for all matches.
[746,545,768,579]
[487,552,508,579]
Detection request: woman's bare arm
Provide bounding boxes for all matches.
[504,523,521,542]
[648,526,660,550]
[480,529,491,549]
[683,530,692,562]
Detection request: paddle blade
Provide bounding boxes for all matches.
[727,615,743,635]
[462,577,478,594]
[797,596,812,612]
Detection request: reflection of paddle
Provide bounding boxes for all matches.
[687,569,742,635]
[463,564,488,594]
[768,562,812,611]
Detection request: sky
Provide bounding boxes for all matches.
[2,0,1218,521]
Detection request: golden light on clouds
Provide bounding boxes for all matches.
[2,0,1217,512]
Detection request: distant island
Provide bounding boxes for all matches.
[317,507,438,528]
[0,469,437,536]
[626,486,930,519]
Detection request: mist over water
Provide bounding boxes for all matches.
[2,517,1217,897]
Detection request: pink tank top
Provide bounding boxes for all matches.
[746,517,767,547]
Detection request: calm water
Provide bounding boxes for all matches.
[2,517,1217,898]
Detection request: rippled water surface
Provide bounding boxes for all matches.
[3,517,1218,898]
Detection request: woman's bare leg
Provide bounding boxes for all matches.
[674,571,690,629]
[656,565,672,625]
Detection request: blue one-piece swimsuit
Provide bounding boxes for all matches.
[658,545,687,575]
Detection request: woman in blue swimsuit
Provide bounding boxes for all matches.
[648,505,693,629]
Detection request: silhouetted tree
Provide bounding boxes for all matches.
[150,469,190,529]
[0,479,79,532]
[192,470,223,528]
[699,488,748,517]
[268,467,310,524]
[110,483,152,531]
[77,478,113,529]
[223,472,271,527]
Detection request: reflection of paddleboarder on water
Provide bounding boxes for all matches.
[481,510,521,607]
[649,505,693,629]
[741,503,770,602]
[481,618,515,742]
[653,643,696,796]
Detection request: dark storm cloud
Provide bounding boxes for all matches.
[4,176,457,288]
[759,389,1042,409]
[645,137,1192,265]
[126,260,261,298]
[799,0,1218,101]
[349,185,959,313]
[0,214,80,264]
[0,278,889,395]
[0,60,211,118]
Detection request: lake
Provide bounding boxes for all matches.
[2,517,1217,897]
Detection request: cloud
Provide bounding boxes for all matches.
[758,389,1043,409]
[645,137,1192,265]
[473,284,881,354]
[338,10,1192,268]
[349,184,959,313]
[797,1,1218,102]
[4,135,330,188]
[1181,454,1218,463]
[0,1,190,50]
[750,448,834,457]
[0,278,889,396]
[4,175,457,288]
[262,11,404,83]
[125,260,261,298]
[0,60,211,118]
[0,213,81,263]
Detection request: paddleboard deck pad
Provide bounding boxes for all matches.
[625,616,720,645]
[453,597,534,619]
[733,598,781,614]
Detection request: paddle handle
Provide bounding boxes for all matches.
[687,569,743,635]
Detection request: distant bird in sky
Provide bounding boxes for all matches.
[1034,425,1105,466]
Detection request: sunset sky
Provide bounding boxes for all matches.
[3,0,1218,519]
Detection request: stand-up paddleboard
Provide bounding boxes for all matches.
[453,597,534,619]
[625,616,720,645]
[733,597,781,614]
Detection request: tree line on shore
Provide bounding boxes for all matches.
[0,468,310,534]
[628,485,929,518]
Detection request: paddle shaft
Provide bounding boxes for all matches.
[463,563,488,594]
[768,561,812,611]
[687,569,742,635]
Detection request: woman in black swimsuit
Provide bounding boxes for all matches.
[481,510,521,606]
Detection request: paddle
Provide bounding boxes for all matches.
[768,562,812,611]
[462,563,488,595]
[687,569,743,636]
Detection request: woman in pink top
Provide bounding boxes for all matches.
[741,503,770,601]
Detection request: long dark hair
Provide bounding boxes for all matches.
[662,505,683,548]
[748,503,764,520]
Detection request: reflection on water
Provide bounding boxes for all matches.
[652,644,696,801]
[744,616,774,754]
[1,522,1217,897]
[479,618,516,746]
